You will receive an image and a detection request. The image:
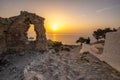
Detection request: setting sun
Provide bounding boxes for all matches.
[52,24,58,31]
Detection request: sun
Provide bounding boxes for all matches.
[52,24,58,31]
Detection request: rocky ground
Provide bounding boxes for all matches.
[0,46,120,80]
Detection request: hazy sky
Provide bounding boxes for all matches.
[0,0,120,34]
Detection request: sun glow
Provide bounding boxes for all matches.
[44,13,78,33]
[27,24,36,41]
[52,24,58,31]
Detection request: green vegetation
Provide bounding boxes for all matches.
[47,39,63,52]
[76,37,87,45]
[52,41,62,48]
[47,39,62,47]
[92,28,117,41]
[76,28,117,45]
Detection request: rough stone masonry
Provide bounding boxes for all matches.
[0,11,47,54]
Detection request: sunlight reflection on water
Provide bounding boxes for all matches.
[46,33,95,45]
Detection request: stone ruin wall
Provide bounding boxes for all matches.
[102,28,120,71]
[0,11,47,54]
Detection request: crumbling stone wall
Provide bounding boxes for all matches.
[0,11,47,53]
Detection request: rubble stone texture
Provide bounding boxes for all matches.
[0,11,47,53]
[0,51,120,80]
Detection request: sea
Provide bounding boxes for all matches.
[46,33,96,45]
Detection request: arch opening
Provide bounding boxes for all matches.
[27,24,37,41]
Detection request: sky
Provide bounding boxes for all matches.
[0,0,120,34]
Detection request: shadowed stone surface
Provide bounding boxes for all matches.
[0,51,120,80]
[0,11,47,53]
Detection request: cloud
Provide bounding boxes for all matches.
[96,5,120,13]
[96,7,110,13]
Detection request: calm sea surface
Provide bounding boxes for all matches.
[46,33,95,45]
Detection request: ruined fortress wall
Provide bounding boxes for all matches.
[0,20,8,54]
[102,29,120,71]
[0,11,47,54]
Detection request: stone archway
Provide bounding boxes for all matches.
[0,11,47,52]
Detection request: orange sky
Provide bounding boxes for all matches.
[44,12,98,34]
[0,0,120,34]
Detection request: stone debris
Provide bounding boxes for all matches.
[1,50,119,80]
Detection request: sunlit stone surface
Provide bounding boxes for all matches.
[102,28,120,72]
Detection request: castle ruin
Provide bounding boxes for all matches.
[0,11,47,54]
